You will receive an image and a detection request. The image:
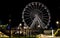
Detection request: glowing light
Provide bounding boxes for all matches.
[20,31,22,34]
[38,25,40,27]
[56,21,59,24]
[16,31,22,34]
[9,19,11,22]
[19,23,22,26]
[23,26,28,29]
[24,26,27,29]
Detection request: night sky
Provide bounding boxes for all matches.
[0,0,60,29]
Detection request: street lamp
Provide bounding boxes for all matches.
[56,21,59,25]
[56,21,60,28]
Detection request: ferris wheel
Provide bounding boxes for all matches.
[22,2,51,29]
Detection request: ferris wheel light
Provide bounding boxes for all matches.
[56,21,59,24]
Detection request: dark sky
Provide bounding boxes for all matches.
[0,0,60,29]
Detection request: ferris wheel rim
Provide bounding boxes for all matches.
[22,2,51,29]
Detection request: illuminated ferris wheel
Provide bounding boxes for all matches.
[22,2,51,29]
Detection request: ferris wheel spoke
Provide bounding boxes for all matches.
[25,19,29,22]
[43,18,49,21]
[42,9,47,13]
[43,13,48,15]
[31,2,36,9]
[34,2,37,9]
[41,8,45,12]
[26,7,32,11]
[25,18,30,20]
[37,3,40,9]
[43,20,48,23]
[28,6,33,10]
[43,16,48,18]
[25,9,31,13]
[40,5,45,11]
[40,7,45,12]
[31,5,34,9]
[24,9,31,13]
[28,4,34,10]
[37,2,39,9]
[39,4,42,10]
[24,12,30,15]
[24,15,30,17]
[28,20,32,26]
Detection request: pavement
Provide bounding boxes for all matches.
[0,31,9,37]
[0,31,60,38]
